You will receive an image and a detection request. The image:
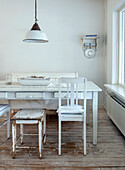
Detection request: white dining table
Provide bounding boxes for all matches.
[0,80,102,145]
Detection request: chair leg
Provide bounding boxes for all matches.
[39,120,43,159]
[20,124,23,144]
[82,121,84,141]
[12,122,16,158]
[83,117,86,155]
[59,119,61,156]
[43,113,46,144]
[7,109,10,139]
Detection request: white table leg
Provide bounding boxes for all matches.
[87,100,90,124]
[39,120,43,159]
[12,122,16,158]
[59,118,61,155]
[43,113,46,143]
[7,108,10,139]
[92,91,98,145]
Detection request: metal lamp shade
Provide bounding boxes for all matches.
[23,0,49,43]
[23,30,49,43]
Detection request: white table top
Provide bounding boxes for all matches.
[104,84,125,101]
[0,81,102,92]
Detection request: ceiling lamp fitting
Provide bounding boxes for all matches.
[23,0,48,43]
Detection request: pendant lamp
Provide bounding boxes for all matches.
[23,0,48,43]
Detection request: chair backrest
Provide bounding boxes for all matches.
[59,77,87,114]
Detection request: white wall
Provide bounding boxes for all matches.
[0,0,105,105]
[106,0,125,84]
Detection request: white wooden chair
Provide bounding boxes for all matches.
[0,104,10,139]
[12,109,46,159]
[57,77,87,155]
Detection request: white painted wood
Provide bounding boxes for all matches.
[7,108,10,138]
[15,125,16,146]
[12,123,16,158]
[86,100,90,124]
[0,119,9,128]
[60,116,84,121]
[39,121,42,158]
[43,92,54,99]
[0,104,10,112]
[83,78,87,155]
[16,120,38,124]
[12,124,15,153]
[20,124,23,144]
[0,92,7,98]
[16,92,43,99]
[0,81,101,92]
[6,92,16,99]
[54,92,93,99]
[58,77,87,155]
[104,85,125,136]
[0,104,10,139]
[106,94,125,136]
[57,105,84,113]
[92,91,98,145]
[13,109,45,119]
[43,113,46,143]
[11,109,46,158]
[0,80,101,145]
[58,119,61,155]
[104,84,125,101]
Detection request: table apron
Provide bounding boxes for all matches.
[0,91,92,100]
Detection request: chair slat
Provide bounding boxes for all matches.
[71,83,74,106]
[76,83,78,105]
[67,83,70,106]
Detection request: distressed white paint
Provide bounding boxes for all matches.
[0,105,10,138]
[20,124,23,144]
[43,113,46,144]
[12,124,15,153]
[13,109,45,119]
[11,109,46,158]
[39,121,42,158]
[0,80,101,145]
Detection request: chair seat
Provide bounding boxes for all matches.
[12,109,45,120]
[57,105,84,114]
[0,104,10,112]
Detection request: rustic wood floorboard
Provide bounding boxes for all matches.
[0,108,125,169]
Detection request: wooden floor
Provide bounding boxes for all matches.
[0,108,125,170]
